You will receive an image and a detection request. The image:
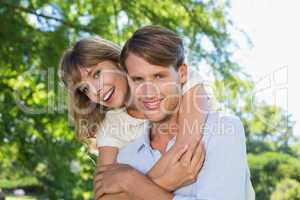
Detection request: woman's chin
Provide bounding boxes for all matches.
[107,99,125,109]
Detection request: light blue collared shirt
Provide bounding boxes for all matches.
[117,112,255,200]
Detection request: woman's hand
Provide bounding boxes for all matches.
[147,143,180,179]
[93,163,138,199]
[149,139,206,191]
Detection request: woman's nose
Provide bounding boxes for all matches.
[88,84,98,95]
[90,79,103,95]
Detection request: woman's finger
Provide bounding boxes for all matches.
[94,173,103,184]
[191,142,205,171]
[171,145,188,163]
[93,178,103,200]
[95,187,105,200]
[94,181,103,194]
[96,165,108,173]
[180,139,200,165]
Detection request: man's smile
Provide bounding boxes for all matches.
[142,98,164,110]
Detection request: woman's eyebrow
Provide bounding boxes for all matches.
[87,68,95,76]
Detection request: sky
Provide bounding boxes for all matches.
[228,0,300,137]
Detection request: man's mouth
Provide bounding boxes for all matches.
[142,98,163,110]
[103,87,115,102]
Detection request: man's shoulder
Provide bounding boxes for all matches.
[206,111,242,125]
[204,111,244,137]
[203,111,246,154]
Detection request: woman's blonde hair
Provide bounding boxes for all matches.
[59,37,122,143]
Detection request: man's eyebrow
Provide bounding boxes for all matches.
[130,75,144,79]
[153,70,168,75]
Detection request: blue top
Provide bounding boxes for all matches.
[117,112,255,200]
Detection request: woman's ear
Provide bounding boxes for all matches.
[178,63,188,84]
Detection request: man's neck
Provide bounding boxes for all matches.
[150,110,179,154]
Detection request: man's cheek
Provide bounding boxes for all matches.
[162,95,180,113]
[162,81,181,93]
[133,88,145,110]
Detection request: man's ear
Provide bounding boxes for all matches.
[178,63,188,84]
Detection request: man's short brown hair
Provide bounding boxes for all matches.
[120,25,185,70]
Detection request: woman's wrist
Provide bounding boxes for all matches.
[147,168,157,179]
[151,176,174,192]
[120,168,142,192]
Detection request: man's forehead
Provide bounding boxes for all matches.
[128,64,175,75]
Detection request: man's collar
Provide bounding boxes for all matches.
[135,126,177,153]
[136,128,152,152]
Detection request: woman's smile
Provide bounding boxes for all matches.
[102,87,115,103]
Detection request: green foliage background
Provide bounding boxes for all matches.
[0,0,299,199]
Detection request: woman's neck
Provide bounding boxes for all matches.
[126,106,146,119]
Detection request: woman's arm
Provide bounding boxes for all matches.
[95,192,131,200]
[146,84,209,190]
[97,146,119,165]
[148,139,205,191]
[176,84,210,146]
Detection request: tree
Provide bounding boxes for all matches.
[0,0,299,199]
[0,0,235,198]
[248,152,300,199]
[271,178,300,200]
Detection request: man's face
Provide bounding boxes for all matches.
[126,53,187,122]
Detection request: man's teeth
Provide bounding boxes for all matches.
[144,100,161,109]
[146,102,159,106]
[103,89,114,101]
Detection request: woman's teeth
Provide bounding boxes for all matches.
[103,88,114,101]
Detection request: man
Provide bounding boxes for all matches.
[94,26,254,200]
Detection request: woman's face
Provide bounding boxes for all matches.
[74,60,129,108]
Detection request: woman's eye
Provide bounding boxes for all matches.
[93,70,101,79]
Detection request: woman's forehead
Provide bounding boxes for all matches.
[79,67,91,77]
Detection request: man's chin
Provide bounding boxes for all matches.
[144,111,167,122]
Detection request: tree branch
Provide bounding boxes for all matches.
[112,0,121,45]
[0,1,98,34]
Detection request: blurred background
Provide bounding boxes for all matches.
[0,0,299,199]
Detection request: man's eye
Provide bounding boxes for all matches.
[155,74,164,80]
[132,77,143,82]
[93,70,101,79]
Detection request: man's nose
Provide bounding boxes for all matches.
[140,81,160,97]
